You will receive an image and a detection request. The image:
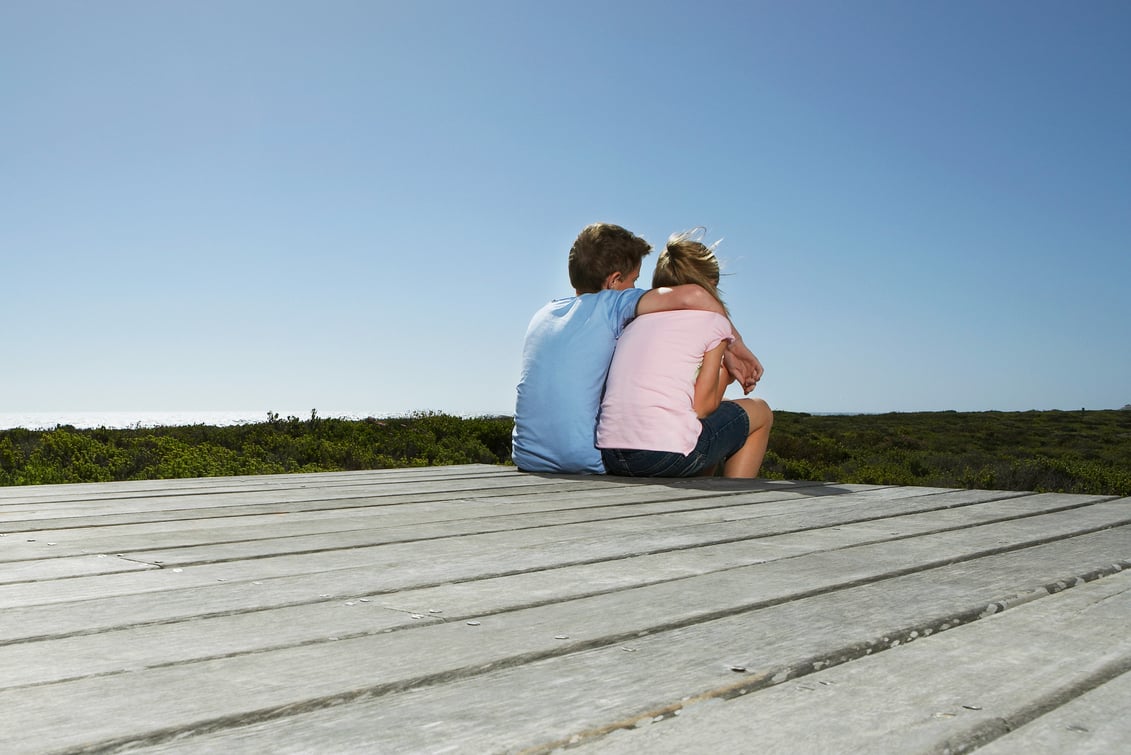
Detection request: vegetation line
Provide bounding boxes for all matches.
[1,409,1129,497]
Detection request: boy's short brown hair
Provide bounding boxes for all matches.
[568,223,652,294]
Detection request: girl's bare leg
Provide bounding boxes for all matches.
[723,398,773,478]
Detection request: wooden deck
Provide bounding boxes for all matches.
[2,464,1130,754]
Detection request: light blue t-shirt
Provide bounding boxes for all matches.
[512,288,647,473]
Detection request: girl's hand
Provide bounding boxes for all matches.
[723,339,763,394]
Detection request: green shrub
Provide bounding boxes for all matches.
[0,413,515,486]
[3,409,1129,496]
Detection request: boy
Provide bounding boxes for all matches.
[512,222,763,473]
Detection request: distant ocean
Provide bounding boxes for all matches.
[0,410,368,431]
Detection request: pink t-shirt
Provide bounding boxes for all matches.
[596,310,734,455]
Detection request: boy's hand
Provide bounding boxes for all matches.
[724,340,763,394]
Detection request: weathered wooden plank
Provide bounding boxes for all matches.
[1,491,1120,613]
[3,522,1129,693]
[0,464,517,504]
[0,488,1030,611]
[1,493,1115,650]
[976,668,1131,754]
[4,463,515,490]
[560,570,1131,755]
[0,483,883,584]
[0,479,606,532]
[0,472,868,524]
[72,490,1116,568]
[0,474,830,532]
[0,553,157,584]
[2,468,1124,755]
[0,493,1028,644]
[0,470,597,526]
[6,493,1128,615]
[15,535,1126,755]
[0,481,876,559]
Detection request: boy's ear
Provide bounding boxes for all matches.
[602,271,621,290]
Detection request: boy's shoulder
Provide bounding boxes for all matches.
[588,287,647,308]
[527,288,646,339]
[539,288,645,314]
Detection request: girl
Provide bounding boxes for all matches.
[596,230,773,478]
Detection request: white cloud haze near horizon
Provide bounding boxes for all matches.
[4,1,1129,424]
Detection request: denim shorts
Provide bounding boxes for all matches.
[600,401,750,477]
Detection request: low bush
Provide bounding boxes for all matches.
[3,409,1129,496]
[759,409,1131,496]
[0,412,514,487]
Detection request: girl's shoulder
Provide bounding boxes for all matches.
[629,309,733,339]
[636,309,731,326]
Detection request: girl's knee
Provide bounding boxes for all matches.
[736,397,773,430]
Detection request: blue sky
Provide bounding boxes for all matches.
[3,0,1129,419]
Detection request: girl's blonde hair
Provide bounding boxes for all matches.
[652,228,728,315]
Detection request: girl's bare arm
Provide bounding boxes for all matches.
[635,284,724,316]
[692,342,731,418]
